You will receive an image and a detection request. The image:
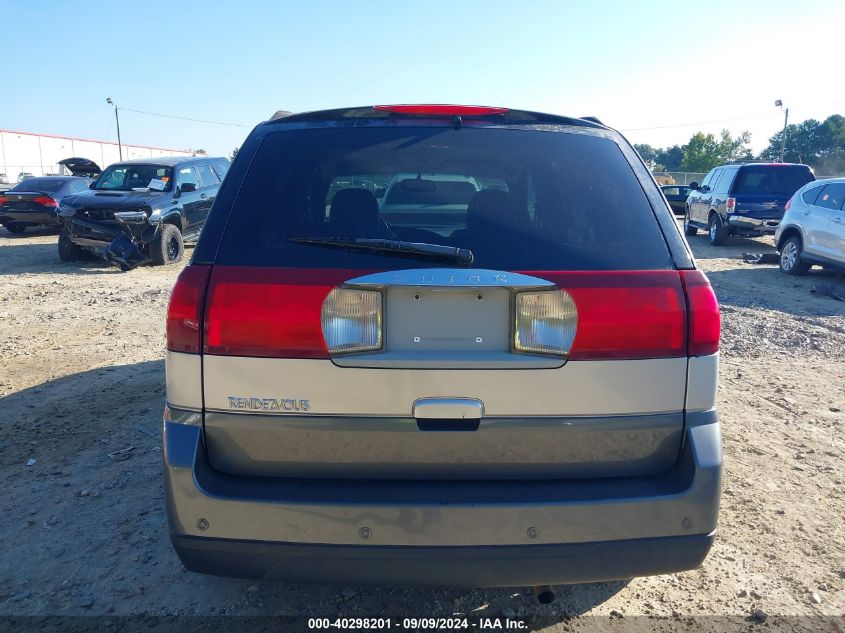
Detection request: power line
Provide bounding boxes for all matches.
[117,106,251,128]
[621,112,779,132]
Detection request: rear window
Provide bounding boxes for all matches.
[733,165,814,196]
[215,126,673,271]
[10,177,66,193]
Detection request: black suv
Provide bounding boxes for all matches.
[684,162,814,245]
[57,156,229,269]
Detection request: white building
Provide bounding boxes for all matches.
[0,129,196,182]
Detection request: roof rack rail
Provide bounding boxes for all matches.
[580,116,605,126]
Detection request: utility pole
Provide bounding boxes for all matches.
[775,100,789,163]
[106,97,123,160]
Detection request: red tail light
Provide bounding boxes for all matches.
[726,197,736,212]
[785,197,792,211]
[166,265,211,353]
[0,196,8,206]
[203,267,365,358]
[534,271,688,359]
[680,270,720,356]
[34,196,57,208]
[374,104,509,116]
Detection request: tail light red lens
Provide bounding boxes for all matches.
[193,267,719,361]
[34,196,57,208]
[530,271,688,359]
[726,197,736,212]
[680,270,720,356]
[374,104,509,116]
[166,265,211,353]
[203,267,364,358]
[785,197,792,211]
[0,196,8,206]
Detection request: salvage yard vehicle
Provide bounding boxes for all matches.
[684,162,815,245]
[776,178,845,275]
[661,184,692,216]
[57,156,229,269]
[0,174,96,234]
[164,104,722,589]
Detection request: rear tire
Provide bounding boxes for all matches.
[5,223,26,235]
[150,223,184,266]
[58,227,83,262]
[708,213,728,246]
[779,235,810,275]
[683,210,698,236]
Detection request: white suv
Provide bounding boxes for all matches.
[776,178,845,275]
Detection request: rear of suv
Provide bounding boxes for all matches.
[164,104,722,587]
[684,162,815,245]
[776,178,845,275]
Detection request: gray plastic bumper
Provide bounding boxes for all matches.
[163,409,721,585]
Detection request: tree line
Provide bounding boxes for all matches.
[634,114,845,175]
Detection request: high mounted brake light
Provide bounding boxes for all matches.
[374,104,509,116]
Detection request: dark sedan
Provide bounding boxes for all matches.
[0,176,95,234]
[660,184,692,216]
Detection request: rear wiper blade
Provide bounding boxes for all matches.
[290,237,474,265]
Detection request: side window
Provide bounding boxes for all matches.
[715,167,738,194]
[815,183,845,211]
[69,180,90,193]
[196,164,219,187]
[663,187,679,196]
[177,166,200,188]
[702,169,721,192]
[801,185,823,205]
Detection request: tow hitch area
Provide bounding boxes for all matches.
[106,234,149,271]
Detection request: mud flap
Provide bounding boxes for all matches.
[106,234,150,271]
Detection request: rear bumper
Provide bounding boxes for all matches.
[0,211,60,226]
[164,409,721,585]
[727,215,780,234]
[171,532,715,586]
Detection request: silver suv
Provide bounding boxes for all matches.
[776,178,845,275]
[163,104,722,588]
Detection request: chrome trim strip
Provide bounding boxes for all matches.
[344,268,555,289]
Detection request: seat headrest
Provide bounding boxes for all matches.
[329,188,380,236]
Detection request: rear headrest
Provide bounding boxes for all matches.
[329,188,380,236]
[466,189,529,230]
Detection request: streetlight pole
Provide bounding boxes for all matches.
[106,97,123,161]
[775,100,789,163]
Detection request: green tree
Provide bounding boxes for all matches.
[680,130,751,172]
[633,143,658,164]
[759,119,823,164]
[654,145,685,171]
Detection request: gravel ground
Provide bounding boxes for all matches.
[0,225,843,630]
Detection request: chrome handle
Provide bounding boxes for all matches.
[413,398,484,419]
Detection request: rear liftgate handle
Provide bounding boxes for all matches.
[413,397,483,432]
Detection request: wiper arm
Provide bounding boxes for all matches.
[290,237,474,266]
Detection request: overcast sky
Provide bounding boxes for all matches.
[1,0,843,157]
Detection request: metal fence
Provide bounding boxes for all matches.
[652,171,707,186]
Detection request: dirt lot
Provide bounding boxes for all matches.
[1,225,843,629]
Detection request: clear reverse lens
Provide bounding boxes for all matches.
[514,290,578,356]
[321,288,382,354]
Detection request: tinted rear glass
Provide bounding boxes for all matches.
[10,178,67,193]
[215,126,673,271]
[733,165,814,196]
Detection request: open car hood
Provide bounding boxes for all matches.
[58,157,102,178]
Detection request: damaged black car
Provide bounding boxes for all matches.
[57,156,229,270]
